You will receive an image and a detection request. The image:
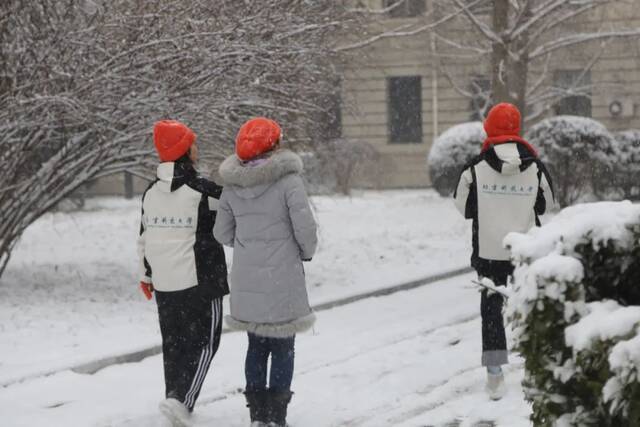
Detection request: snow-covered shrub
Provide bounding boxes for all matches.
[505,202,640,426]
[305,139,379,195]
[299,152,333,195]
[427,122,484,196]
[611,130,640,201]
[526,116,618,207]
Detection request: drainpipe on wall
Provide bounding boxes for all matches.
[430,31,439,141]
[429,0,440,144]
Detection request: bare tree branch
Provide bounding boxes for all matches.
[523,1,611,54]
[430,0,640,124]
[439,63,475,99]
[509,0,572,40]
[530,28,640,59]
[451,0,502,44]
[525,53,552,97]
[336,0,486,52]
[0,0,360,278]
[347,0,416,15]
[434,32,491,55]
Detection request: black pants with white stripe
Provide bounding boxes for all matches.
[479,270,510,367]
[156,286,223,410]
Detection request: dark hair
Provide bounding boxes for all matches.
[175,147,193,165]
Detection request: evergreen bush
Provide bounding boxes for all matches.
[526,116,619,207]
[612,130,640,201]
[505,202,640,426]
[427,122,484,196]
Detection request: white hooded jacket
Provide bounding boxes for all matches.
[454,142,554,276]
[137,160,229,297]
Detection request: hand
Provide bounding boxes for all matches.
[139,281,154,300]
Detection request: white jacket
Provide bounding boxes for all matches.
[137,160,229,297]
[454,142,554,276]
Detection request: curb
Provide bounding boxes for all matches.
[1,266,473,387]
[312,266,473,311]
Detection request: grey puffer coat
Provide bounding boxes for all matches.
[213,150,317,338]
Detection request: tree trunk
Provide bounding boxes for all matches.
[511,2,533,130]
[490,0,512,104]
[512,53,529,129]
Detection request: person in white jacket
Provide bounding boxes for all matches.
[453,103,554,400]
[138,120,229,427]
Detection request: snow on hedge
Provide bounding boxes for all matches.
[527,115,614,161]
[614,130,640,166]
[613,130,640,200]
[428,122,484,170]
[427,122,484,196]
[505,201,640,426]
[565,301,640,352]
[525,115,619,207]
[506,201,640,262]
[606,332,640,411]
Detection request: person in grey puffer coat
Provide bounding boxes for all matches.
[213,117,317,427]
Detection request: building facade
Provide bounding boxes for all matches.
[88,0,640,196]
[341,0,640,188]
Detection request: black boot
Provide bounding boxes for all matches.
[244,390,269,426]
[267,390,293,427]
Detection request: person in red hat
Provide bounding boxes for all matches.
[453,103,554,400]
[214,117,317,427]
[137,120,229,426]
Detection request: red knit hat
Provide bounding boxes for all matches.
[235,118,282,161]
[153,120,196,162]
[482,103,537,156]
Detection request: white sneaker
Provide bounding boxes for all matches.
[159,398,192,427]
[486,371,506,400]
[250,422,268,427]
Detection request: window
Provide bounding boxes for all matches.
[387,76,423,144]
[384,0,426,18]
[469,76,491,121]
[554,70,592,117]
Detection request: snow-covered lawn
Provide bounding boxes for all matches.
[1,274,531,427]
[0,190,471,386]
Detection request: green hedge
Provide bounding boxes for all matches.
[505,201,640,426]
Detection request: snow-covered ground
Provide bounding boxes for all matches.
[0,190,471,387]
[1,274,532,427]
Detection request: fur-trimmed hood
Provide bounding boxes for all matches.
[218,149,303,189]
[225,312,316,338]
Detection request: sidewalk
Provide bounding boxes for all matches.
[0,190,472,388]
[0,273,532,427]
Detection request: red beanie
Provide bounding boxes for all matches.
[153,120,196,162]
[481,103,537,156]
[235,118,282,161]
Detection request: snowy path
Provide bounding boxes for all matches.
[1,274,532,427]
[0,191,471,385]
